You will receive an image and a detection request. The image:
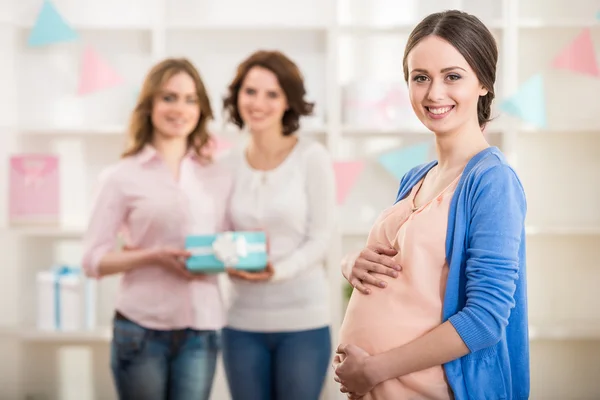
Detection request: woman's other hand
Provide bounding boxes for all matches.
[226,263,274,282]
[122,245,206,280]
[342,244,401,294]
[151,247,197,279]
[333,343,377,398]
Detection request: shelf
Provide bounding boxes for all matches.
[14,19,574,33]
[11,226,86,238]
[342,126,430,137]
[526,226,600,236]
[15,17,576,34]
[167,23,328,32]
[341,126,505,137]
[17,124,598,138]
[338,19,505,34]
[18,125,127,137]
[0,327,112,343]
[5,9,584,33]
[13,20,154,32]
[517,18,600,29]
[517,126,600,135]
[529,322,600,341]
[16,124,328,137]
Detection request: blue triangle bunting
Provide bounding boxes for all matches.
[377,142,430,181]
[499,74,547,128]
[27,0,79,47]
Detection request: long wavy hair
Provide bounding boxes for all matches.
[122,58,214,160]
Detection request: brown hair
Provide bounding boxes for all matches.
[223,50,314,136]
[402,10,498,129]
[122,58,214,160]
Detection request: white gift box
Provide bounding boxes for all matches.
[36,266,97,332]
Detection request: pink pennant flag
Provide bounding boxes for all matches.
[334,161,364,205]
[551,28,599,77]
[77,45,125,95]
[201,136,234,159]
[214,137,233,153]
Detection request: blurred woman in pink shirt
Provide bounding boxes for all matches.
[81,58,232,400]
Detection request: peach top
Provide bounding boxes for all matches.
[338,172,461,400]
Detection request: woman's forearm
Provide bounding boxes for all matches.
[366,321,470,385]
[97,249,156,277]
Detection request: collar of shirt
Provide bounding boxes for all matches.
[134,143,206,166]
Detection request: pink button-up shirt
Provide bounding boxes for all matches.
[81,144,233,331]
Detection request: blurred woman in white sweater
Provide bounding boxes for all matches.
[220,50,336,400]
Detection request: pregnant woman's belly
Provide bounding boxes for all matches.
[338,266,452,400]
[341,267,443,353]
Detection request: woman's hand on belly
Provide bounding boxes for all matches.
[333,343,378,398]
[343,244,402,294]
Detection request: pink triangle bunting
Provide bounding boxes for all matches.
[214,137,233,153]
[333,161,364,205]
[77,45,125,95]
[203,136,234,158]
[551,28,599,77]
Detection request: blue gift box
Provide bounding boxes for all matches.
[185,231,268,273]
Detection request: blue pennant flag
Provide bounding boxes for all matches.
[499,74,547,128]
[27,0,79,47]
[377,142,430,181]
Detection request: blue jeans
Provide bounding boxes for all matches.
[222,326,332,400]
[110,315,219,400]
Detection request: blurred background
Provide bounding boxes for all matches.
[0,0,599,399]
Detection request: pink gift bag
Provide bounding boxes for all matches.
[9,154,60,225]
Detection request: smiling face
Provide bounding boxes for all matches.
[237,66,288,136]
[406,35,488,136]
[151,71,201,140]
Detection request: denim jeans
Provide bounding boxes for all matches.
[222,326,332,400]
[110,315,219,400]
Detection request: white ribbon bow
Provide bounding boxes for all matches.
[211,232,248,266]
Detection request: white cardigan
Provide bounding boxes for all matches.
[223,136,336,332]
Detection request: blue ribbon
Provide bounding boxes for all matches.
[52,265,81,329]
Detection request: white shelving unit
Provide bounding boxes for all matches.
[0,0,599,399]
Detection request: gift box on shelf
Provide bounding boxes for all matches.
[185,231,268,273]
[36,265,97,332]
[9,154,60,226]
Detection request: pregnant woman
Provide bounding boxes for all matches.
[334,10,529,400]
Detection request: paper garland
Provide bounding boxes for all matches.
[28,0,125,95]
[551,28,599,77]
[500,74,547,129]
[501,24,599,127]
[27,0,78,47]
[334,161,365,205]
[77,45,125,95]
[377,143,430,181]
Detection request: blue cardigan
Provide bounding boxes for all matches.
[394,147,529,400]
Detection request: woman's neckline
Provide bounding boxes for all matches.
[242,135,302,175]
